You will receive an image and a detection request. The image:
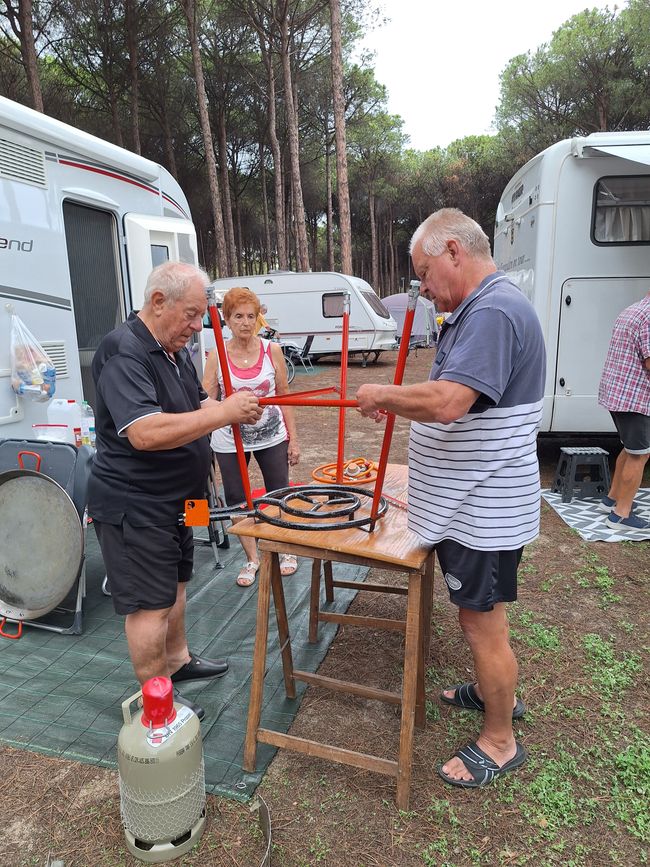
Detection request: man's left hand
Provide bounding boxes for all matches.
[356,384,386,422]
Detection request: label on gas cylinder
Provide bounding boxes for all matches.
[146,704,194,748]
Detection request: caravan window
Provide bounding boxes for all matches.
[593,176,650,244]
[323,292,345,317]
[151,244,170,266]
[361,290,391,319]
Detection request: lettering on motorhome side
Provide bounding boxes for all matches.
[0,236,33,252]
[500,255,528,272]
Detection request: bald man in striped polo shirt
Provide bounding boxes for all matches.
[357,208,546,789]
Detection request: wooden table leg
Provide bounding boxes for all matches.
[308,559,321,643]
[324,560,334,603]
[243,550,273,772]
[270,551,296,699]
[415,558,433,729]
[423,553,435,659]
[396,571,422,811]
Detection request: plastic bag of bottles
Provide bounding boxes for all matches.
[10,313,56,401]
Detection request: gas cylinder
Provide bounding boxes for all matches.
[117,676,206,863]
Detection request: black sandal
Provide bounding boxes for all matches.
[440,681,526,719]
[438,740,527,788]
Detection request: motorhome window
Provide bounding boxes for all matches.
[151,244,170,266]
[323,292,345,317]
[63,202,124,405]
[593,176,650,244]
[361,290,391,319]
[510,184,524,206]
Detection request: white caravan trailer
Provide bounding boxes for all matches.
[0,95,199,439]
[493,131,650,433]
[207,270,397,363]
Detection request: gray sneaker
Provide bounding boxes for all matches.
[599,495,638,514]
[606,511,650,532]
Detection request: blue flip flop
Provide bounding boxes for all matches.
[438,740,527,788]
[440,681,526,719]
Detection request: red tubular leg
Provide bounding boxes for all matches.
[207,301,253,510]
[336,300,351,483]
[370,290,419,523]
[259,397,359,407]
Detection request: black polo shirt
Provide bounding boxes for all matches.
[87,312,211,526]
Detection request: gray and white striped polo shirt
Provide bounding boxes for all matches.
[408,271,546,551]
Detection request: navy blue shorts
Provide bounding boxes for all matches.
[435,539,523,612]
[610,411,650,455]
[94,518,194,615]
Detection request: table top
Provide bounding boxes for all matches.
[229,464,431,570]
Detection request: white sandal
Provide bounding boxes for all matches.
[279,554,298,576]
[236,561,259,587]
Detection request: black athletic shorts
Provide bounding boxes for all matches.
[215,440,289,505]
[435,539,523,612]
[94,518,194,615]
[610,411,650,455]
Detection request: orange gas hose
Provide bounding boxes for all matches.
[312,457,378,485]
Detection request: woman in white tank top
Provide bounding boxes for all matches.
[202,287,300,586]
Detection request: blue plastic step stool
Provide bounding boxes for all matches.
[551,447,611,504]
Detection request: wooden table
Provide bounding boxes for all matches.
[231,465,434,810]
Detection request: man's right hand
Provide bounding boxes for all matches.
[222,391,263,426]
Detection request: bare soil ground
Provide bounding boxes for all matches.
[2,349,649,867]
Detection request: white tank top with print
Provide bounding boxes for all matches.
[210,338,287,453]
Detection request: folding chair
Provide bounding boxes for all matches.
[282,334,315,373]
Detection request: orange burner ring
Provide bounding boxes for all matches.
[312,457,378,485]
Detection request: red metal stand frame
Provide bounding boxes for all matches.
[204,283,420,528]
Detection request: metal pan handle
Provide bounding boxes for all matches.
[0,618,23,640]
[17,450,42,472]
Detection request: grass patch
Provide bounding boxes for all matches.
[581,633,642,700]
[609,727,650,842]
[510,606,560,651]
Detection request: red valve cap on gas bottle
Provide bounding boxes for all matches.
[141,676,176,727]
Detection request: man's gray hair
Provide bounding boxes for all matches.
[144,261,210,305]
[409,208,492,259]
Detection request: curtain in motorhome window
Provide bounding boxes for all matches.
[594,176,650,243]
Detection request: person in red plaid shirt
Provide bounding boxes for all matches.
[598,291,650,532]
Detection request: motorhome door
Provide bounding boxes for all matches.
[63,201,125,407]
[552,276,649,431]
[123,213,201,371]
[123,214,199,309]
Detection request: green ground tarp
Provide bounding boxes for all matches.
[0,525,366,799]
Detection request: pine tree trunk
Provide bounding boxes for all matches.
[329,0,352,275]
[369,189,378,290]
[162,106,178,177]
[278,6,310,272]
[259,140,272,271]
[17,0,43,112]
[217,108,238,275]
[125,0,141,154]
[179,0,228,276]
[264,43,287,269]
[325,144,334,271]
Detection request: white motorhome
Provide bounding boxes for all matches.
[0,96,199,440]
[207,270,397,364]
[494,131,650,433]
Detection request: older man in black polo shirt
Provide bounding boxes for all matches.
[88,261,262,720]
